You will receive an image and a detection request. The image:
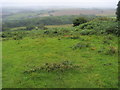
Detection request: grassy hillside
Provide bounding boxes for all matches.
[2,22,118,88]
[2,35,118,88]
[2,17,118,88]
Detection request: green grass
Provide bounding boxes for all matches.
[46,24,73,28]
[2,17,118,88]
[2,33,118,88]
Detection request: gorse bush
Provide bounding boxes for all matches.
[76,18,118,36]
[105,24,119,36]
[1,31,28,40]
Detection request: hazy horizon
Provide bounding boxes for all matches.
[1,0,118,9]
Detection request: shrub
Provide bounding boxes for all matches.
[1,32,13,38]
[106,47,117,55]
[1,31,28,40]
[44,30,49,34]
[70,36,80,39]
[1,33,7,38]
[80,29,96,35]
[78,20,101,30]
[26,25,35,30]
[104,35,114,40]
[13,35,23,40]
[73,17,88,26]
[77,18,119,36]
[105,24,119,36]
[103,40,110,45]
[53,31,58,34]
[72,42,90,50]
[38,24,47,30]
[98,48,106,53]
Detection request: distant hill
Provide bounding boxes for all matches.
[2,8,116,21]
[45,9,116,16]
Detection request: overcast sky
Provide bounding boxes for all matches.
[1,0,119,8]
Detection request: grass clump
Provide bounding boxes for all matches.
[24,61,79,74]
[72,42,90,50]
[106,46,117,55]
[80,29,96,35]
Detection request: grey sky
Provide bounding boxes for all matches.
[1,0,119,8]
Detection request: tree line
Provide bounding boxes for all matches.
[2,15,96,29]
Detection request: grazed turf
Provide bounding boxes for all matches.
[2,34,118,88]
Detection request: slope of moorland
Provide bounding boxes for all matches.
[2,17,118,88]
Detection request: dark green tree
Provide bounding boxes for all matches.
[73,17,88,27]
[116,1,120,21]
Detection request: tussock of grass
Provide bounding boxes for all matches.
[24,61,79,73]
[72,42,91,50]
